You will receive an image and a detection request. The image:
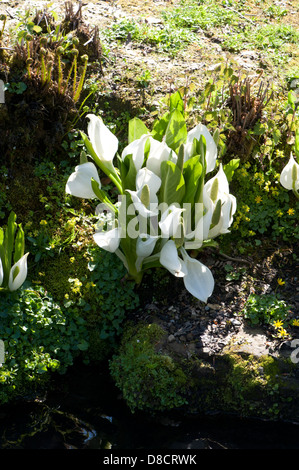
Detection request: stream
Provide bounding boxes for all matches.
[1,362,299,450]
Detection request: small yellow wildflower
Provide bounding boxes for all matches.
[40,219,47,226]
[287,208,295,216]
[255,195,262,203]
[70,257,75,263]
[277,278,285,286]
[273,319,283,329]
[264,182,270,192]
[277,327,288,338]
[276,209,283,217]
[292,319,299,327]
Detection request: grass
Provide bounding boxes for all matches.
[101,0,299,84]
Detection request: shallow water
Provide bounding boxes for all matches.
[1,363,299,450]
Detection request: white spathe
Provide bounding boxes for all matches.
[280,153,299,191]
[136,234,158,258]
[159,204,185,239]
[93,227,121,253]
[146,138,177,177]
[185,123,217,173]
[159,240,215,302]
[8,252,29,291]
[135,234,158,272]
[203,164,236,239]
[121,134,150,173]
[87,114,118,164]
[0,256,3,287]
[126,168,161,218]
[159,239,187,278]
[66,162,101,199]
[180,247,214,303]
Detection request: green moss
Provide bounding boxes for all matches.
[109,322,189,413]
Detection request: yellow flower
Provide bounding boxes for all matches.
[277,278,285,286]
[273,319,283,329]
[40,219,47,226]
[70,257,75,263]
[288,208,295,216]
[264,182,270,192]
[277,327,288,338]
[255,195,262,203]
[292,319,299,327]
[276,210,283,217]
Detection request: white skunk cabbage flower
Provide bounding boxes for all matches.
[8,252,29,292]
[66,162,101,199]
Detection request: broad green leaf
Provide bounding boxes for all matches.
[119,153,137,191]
[118,194,138,279]
[164,108,187,154]
[151,111,170,142]
[223,158,240,183]
[159,160,185,206]
[169,90,184,114]
[6,211,17,270]
[13,225,25,264]
[128,117,149,144]
[176,144,184,173]
[182,156,203,205]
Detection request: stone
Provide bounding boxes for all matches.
[168,334,176,343]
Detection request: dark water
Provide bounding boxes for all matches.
[1,363,299,450]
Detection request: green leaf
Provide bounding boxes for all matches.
[128,117,149,144]
[13,225,25,264]
[119,153,137,191]
[165,109,187,153]
[91,179,117,213]
[169,90,184,114]
[295,129,299,158]
[151,111,171,142]
[223,158,240,182]
[32,25,42,33]
[159,160,185,205]
[182,156,203,205]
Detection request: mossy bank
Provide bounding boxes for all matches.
[109,319,299,422]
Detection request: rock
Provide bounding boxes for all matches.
[223,325,271,357]
[168,334,176,343]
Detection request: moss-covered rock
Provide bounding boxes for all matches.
[110,319,299,422]
[109,322,189,413]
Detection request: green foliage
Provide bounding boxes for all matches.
[229,163,299,247]
[103,17,199,56]
[0,284,89,405]
[240,293,291,329]
[109,323,188,413]
[84,247,140,342]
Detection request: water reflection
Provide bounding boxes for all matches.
[0,363,299,449]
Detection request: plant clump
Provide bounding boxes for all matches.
[0,284,89,405]
[0,3,103,167]
[109,322,189,413]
